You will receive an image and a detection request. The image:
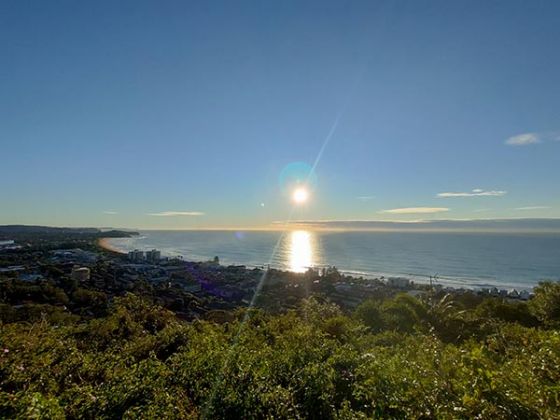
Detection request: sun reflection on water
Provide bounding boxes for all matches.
[289,230,314,273]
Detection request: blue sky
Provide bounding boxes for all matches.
[1,0,559,229]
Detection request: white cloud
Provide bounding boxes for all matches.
[103,211,118,215]
[357,196,375,201]
[437,189,507,198]
[147,211,205,217]
[505,133,540,146]
[379,207,450,214]
[514,206,550,211]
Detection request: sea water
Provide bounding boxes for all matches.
[107,230,560,291]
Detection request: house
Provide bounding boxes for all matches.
[387,277,410,288]
[71,267,91,282]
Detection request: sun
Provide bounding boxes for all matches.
[292,187,309,204]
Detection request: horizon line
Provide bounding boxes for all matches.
[3,218,560,234]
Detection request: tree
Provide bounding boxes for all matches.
[529,281,560,327]
[354,299,385,332]
[475,298,538,327]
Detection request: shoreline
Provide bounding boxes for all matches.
[97,238,126,255]
[94,237,538,292]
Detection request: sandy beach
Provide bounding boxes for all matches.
[97,238,126,254]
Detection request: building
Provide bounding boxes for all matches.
[128,249,144,262]
[508,289,520,299]
[71,267,91,282]
[145,249,161,264]
[0,240,21,251]
[0,265,25,273]
[387,277,410,289]
[52,249,98,263]
[519,290,531,300]
[182,281,202,293]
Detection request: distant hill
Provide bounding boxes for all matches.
[0,225,100,234]
[0,225,138,238]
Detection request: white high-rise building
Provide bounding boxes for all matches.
[145,249,161,263]
[128,249,144,262]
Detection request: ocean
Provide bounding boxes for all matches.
[106,230,560,291]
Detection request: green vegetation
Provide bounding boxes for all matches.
[0,225,137,252]
[2,283,560,419]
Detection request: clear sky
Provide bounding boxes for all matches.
[1,0,559,229]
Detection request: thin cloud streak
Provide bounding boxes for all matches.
[505,130,560,146]
[379,207,449,214]
[357,196,375,201]
[437,189,507,197]
[272,218,560,233]
[103,211,118,215]
[505,133,540,146]
[147,211,205,217]
[514,206,550,211]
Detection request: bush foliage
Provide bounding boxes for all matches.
[1,283,560,419]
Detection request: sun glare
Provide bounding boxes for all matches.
[292,187,309,204]
[289,230,313,273]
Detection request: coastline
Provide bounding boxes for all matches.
[95,232,550,291]
[95,237,538,293]
[97,238,126,254]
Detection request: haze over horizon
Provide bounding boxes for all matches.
[2,1,559,230]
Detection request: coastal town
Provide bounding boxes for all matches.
[0,226,533,323]
[2,226,558,419]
